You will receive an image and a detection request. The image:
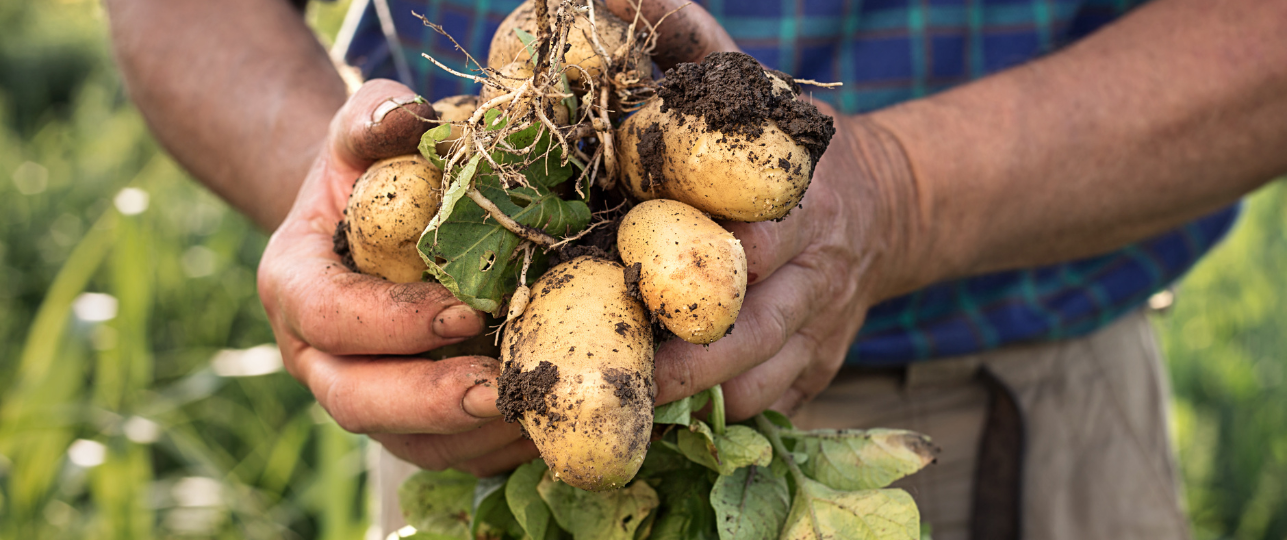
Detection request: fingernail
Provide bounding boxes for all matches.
[433,305,484,338]
[463,383,500,418]
[372,96,420,124]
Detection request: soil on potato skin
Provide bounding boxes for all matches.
[497,359,561,425]
[657,51,836,165]
[332,219,358,272]
[635,122,668,189]
[623,262,643,301]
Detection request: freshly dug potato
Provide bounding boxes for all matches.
[344,155,443,283]
[617,53,835,222]
[430,95,478,156]
[498,256,654,491]
[488,0,648,87]
[618,200,747,344]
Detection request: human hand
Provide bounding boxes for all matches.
[257,80,536,476]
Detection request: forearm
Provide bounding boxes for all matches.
[105,0,348,231]
[871,0,1287,297]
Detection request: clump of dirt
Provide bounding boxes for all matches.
[635,122,668,189]
[623,262,643,300]
[657,51,835,164]
[602,368,640,405]
[332,219,357,272]
[497,360,560,424]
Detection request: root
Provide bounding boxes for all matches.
[467,187,560,247]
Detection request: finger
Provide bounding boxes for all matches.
[604,0,740,69]
[653,260,828,405]
[261,225,483,355]
[370,420,524,472]
[455,438,541,477]
[300,354,502,435]
[721,211,808,286]
[331,79,437,168]
[720,332,817,421]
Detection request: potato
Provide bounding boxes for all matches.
[344,155,442,283]
[617,200,747,344]
[616,97,815,221]
[498,256,654,491]
[430,95,478,157]
[488,0,648,87]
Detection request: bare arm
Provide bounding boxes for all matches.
[105,0,348,231]
[873,0,1287,297]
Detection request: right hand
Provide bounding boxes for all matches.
[257,80,536,476]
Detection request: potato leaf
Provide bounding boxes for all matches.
[653,397,693,425]
[507,461,566,540]
[710,465,790,540]
[472,473,524,539]
[780,479,919,540]
[648,468,718,540]
[788,429,936,491]
[398,469,476,538]
[677,421,773,475]
[537,472,659,540]
[418,122,453,170]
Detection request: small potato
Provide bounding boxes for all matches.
[488,0,648,88]
[498,256,654,491]
[617,200,747,344]
[616,97,816,222]
[430,95,478,157]
[344,155,442,283]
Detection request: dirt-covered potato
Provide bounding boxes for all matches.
[488,0,648,88]
[617,200,747,344]
[430,95,478,157]
[617,52,835,222]
[497,256,654,491]
[343,155,442,283]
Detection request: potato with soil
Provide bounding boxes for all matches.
[497,256,654,491]
[488,0,649,88]
[617,52,835,222]
[618,199,747,344]
[343,155,442,283]
[429,95,478,156]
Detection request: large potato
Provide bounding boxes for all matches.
[498,256,654,491]
[617,200,747,344]
[488,0,648,87]
[344,155,442,283]
[616,97,816,222]
[430,95,478,157]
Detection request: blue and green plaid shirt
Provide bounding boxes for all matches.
[341,0,1237,364]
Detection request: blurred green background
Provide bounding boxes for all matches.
[0,0,1282,538]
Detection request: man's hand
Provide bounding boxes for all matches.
[257,80,537,476]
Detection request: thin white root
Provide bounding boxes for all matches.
[793,79,844,88]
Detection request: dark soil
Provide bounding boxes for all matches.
[496,359,561,424]
[657,51,835,164]
[602,367,640,405]
[623,262,643,300]
[635,122,668,189]
[332,219,357,272]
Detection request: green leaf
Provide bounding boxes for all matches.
[418,123,454,170]
[780,479,919,540]
[398,469,477,538]
[648,468,718,540]
[497,123,574,188]
[789,429,936,491]
[760,409,795,431]
[653,397,693,426]
[514,28,539,67]
[677,421,773,475]
[710,465,790,540]
[472,473,523,539]
[537,472,659,540]
[507,460,565,540]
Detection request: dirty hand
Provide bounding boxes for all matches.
[257,80,534,475]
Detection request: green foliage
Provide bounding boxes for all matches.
[399,387,934,539]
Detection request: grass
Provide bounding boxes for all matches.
[0,0,1282,538]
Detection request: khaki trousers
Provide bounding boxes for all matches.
[793,310,1190,540]
[378,310,1190,539]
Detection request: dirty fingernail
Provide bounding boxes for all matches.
[463,383,500,418]
[433,305,484,338]
[372,96,419,124]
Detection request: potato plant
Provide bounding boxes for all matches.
[329,1,936,538]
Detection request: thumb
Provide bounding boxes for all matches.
[604,0,740,70]
[330,78,439,169]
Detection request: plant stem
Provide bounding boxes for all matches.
[757,414,825,538]
[710,384,726,436]
[465,187,559,247]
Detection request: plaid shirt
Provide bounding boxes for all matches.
[341,0,1238,364]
